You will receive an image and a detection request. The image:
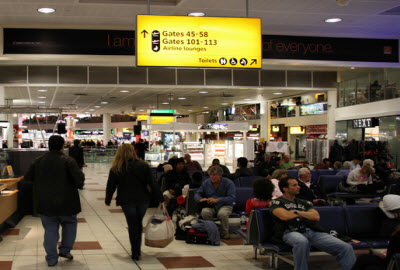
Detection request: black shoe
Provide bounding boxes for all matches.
[131,255,140,261]
[59,252,73,260]
[47,261,58,267]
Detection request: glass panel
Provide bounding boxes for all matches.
[270,106,277,119]
[356,73,369,104]
[347,120,362,141]
[386,69,400,100]
[335,121,347,143]
[337,82,344,108]
[379,116,400,169]
[277,106,287,118]
[370,70,384,102]
[344,79,356,106]
[287,106,296,117]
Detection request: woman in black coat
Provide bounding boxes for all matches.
[105,144,163,261]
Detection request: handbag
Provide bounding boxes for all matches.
[145,203,175,248]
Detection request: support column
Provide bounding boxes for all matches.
[103,113,111,145]
[0,87,5,148]
[6,100,18,148]
[260,101,270,142]
[189,114,197,142]
[327,90,337,157]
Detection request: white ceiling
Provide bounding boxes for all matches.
[0,0,399,115]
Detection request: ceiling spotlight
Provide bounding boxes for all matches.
[273,92,283,95]
[244,98,252,101]
[139,109,144,111]
[199,91,208,94]
[89,109,95,111]
[203,106,209,108]
[202,111,209,114]
[162,102,169,105]
[188,12,205,17]
[94,106,101,108]
[37,8,55,14]
[38,89,47,92]
[178,97,186,100]
[85,112,89,114]
[101,101,108,104]
[38,96,46,99]
[38,101,45,104]
[325,18,342,23]
[188,110,193,112]
[221,103,228,105]
[120,90,129,93]
[336,0,350,6]
[350,67,355,70]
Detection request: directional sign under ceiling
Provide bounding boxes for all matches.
[136,15,262,69]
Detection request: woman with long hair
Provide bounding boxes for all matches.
[270,169,288,199]
[105,144,163,261]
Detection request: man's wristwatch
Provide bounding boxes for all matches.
[294,210,299,215]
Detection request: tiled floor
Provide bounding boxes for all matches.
[0,163,356,270]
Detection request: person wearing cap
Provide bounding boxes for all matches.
[379,194,400,219]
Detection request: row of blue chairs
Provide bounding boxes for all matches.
[247,204,397,268]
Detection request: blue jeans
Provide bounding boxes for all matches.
[40,215,77,264]
[122,202,148,258]
[282,228,356,270]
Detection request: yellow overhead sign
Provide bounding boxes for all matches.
[290,126,305,134]
[150,116,175,124]
[137,115,148,121]
[136,15,262,68]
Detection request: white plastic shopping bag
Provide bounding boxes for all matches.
[145,203,175,248]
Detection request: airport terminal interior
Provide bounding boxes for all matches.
[0,0,399,269]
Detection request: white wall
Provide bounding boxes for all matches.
[335,98,400,121]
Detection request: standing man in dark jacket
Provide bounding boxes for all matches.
[24,135,85,267]
[69,139,86,189]
[135,139,146,160]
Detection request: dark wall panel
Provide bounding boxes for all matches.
[177,69,204,85]
[313,71,337,88]
[148,68,176,85]
[260,70,286,87]
[0,66,27,84]
[233,70,259,86]
[89,67,118,84]
[119,67,147,84]
[287,71,312,87]
[205,69,231,86]
[29,66,57,84]
[59,66,87,84]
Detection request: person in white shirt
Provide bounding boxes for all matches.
[346,164,374,186]
[348,157,361,171]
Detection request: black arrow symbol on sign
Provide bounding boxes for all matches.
[250,59,257,65]
[141,30,148,38]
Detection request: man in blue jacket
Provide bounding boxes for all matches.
[195,165,236,239]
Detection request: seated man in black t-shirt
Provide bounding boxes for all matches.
[270,177,356,270]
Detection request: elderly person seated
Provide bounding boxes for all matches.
[194,166,236,239]
[336,161,352,178]
[297,168,326,205]
[279,155,296,170]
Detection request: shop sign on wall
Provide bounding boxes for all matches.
[136,15,262,68]
[352,118,378,128]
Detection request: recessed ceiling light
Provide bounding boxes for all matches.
[85,112,89,114]
[203,106,209,108]
[38,89,47,92]
[188,12,205,17]
[89,109,95,111]
[38,101,45,104]
[139,109,144,111]
[273,92,283,95]
[120,90,129,93]
[94,106,101,108]
[325,18,342,23]
[101,101,108,104]
[38,96,46,99]
[162,102,169,105]
[178,97,186,100]
[202,111,209,114]
[350,67,355,70]
[244,98,252,101]
[188,110,193,112]
[221,103,228,105]
[38,8,55,14]
[199,91,208,94]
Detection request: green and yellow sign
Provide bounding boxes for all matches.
[136,15,262,68]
